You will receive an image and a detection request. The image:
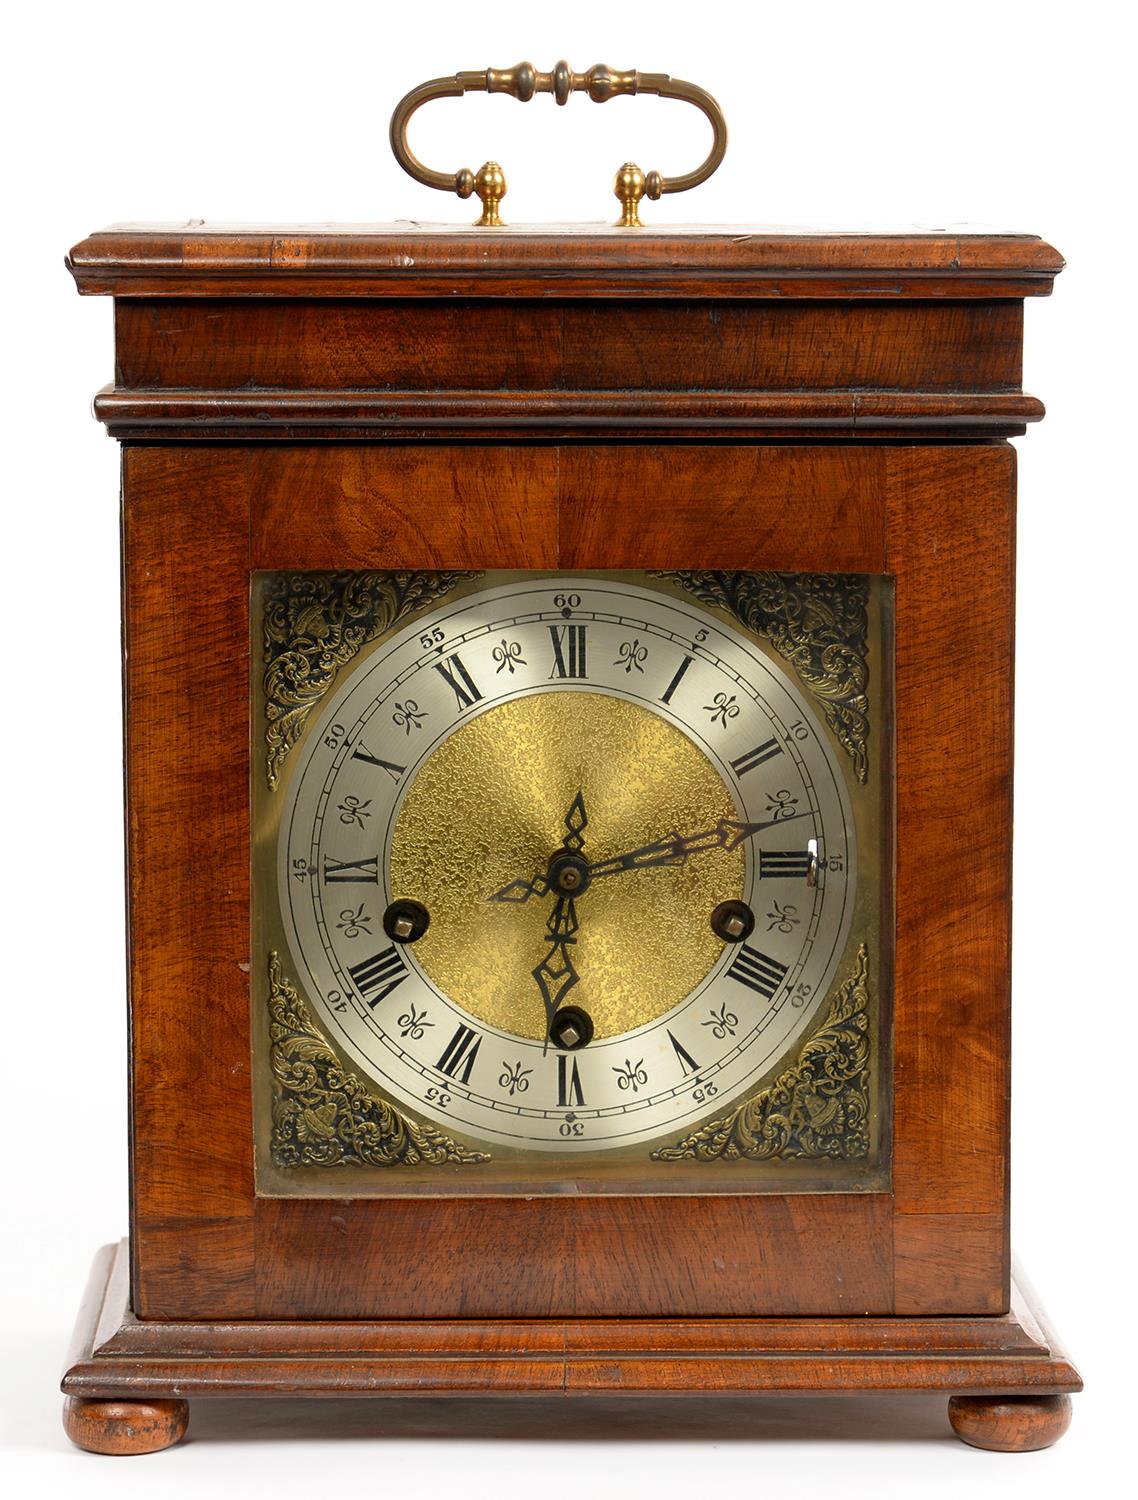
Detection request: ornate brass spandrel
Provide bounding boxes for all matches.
[653,571,871,783]
[262,570,482,789]
[650,944,870,1163]
[268,953,489,1168]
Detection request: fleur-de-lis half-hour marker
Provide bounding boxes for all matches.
[613,1058,648,1092]
[614,638,649,674]
[492,639,526,674]
[336,903,372,939]
[704,691,740,728]
[393,699,428,734]
[498,1060,532,1096]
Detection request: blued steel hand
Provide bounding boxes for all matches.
[490,791,588,904]
[587,807,817,882]
[490,807,817,903]
[532,895,580,1051]
[529,792,588,1048]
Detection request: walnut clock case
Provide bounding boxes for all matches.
[62,62,1079,1457]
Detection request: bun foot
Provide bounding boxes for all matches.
[948,1394,1072,1452]
[63,1396,189,1455]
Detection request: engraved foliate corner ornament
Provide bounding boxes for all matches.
[650,944,870,1162]
[267,953,490,1168]
[654,571,870,783]
[263,570,483,788]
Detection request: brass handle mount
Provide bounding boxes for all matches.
[389,61,727,227]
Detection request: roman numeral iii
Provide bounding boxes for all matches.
[759,849,815,879]
[348,946,408,1007]
[727,944,789,999]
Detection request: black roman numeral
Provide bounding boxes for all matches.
[727,944,788,999]
[667,1030,700,1075]
[660,654,693,705]
[436,1024,482,1083]
[322,855,379,884]
[554,1056,581,1116]
[434,652,483,710]
[557,1054,586,1107]
[351,745,405,780]
[759,849,815,879]
[348,946,408,1007]
[730,738,783,777]
[548,624,588,679]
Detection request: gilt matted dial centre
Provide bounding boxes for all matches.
[279,576,857,1151]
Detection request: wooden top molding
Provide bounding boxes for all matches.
[67,222,1064,300]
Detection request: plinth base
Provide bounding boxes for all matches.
[62,1241,1080,1454]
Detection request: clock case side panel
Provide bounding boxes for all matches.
[885,446,1016,1315]
[122,446,257,1316]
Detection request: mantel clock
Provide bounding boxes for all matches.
[60,61,1080,1456]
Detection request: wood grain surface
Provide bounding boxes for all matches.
[63,1243,1082,1404]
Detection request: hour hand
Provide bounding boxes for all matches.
[489,871,552,903]
[488,791,588,903]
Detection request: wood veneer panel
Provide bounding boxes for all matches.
[559,447,887,573]
[887,447,1014,1232]
[893,1213,1009,1315]
[124,446,255,1316]
[253,1194,894,1320]
[248,446,558,570]
[114,300,1023,394]
[65,1245,1081,1400]
[68,225,1064,300]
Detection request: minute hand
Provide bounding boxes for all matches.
[587,807,818,882]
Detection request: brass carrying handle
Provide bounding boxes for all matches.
[389,61,727,227]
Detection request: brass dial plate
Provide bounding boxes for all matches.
[261,574,865,1157]
[391,690,743,1041]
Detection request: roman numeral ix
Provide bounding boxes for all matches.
[322,855,379,884]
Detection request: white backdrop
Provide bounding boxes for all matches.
[3,0,1134,1493]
